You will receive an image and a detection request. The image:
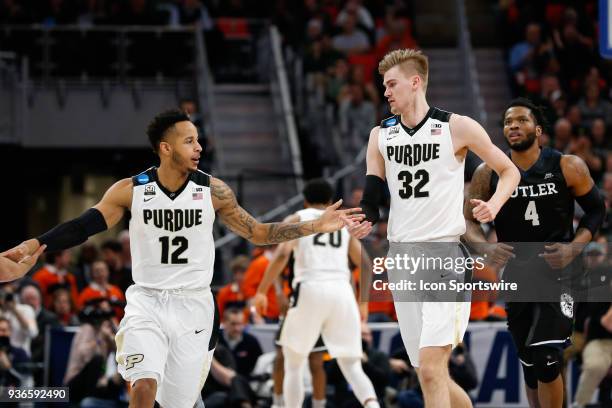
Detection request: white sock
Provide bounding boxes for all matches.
[272,393,284,407]
[336,357,380,408]
[312,398,326,408]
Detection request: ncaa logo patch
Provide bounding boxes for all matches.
[383,117,398,127]
[560,293,574,318]
[125,354,144,370]
[137,174,149,184]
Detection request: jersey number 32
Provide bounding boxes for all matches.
[398,170,429,199]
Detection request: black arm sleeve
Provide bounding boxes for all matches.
[575,186,606,237]
[360,175,385,224]
[37,208,108,252]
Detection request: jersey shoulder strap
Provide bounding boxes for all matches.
[191,170,211,187]
[380,115,399,128]
[540,147,562,171]
[132,167,156,186]
[430,107,452,122]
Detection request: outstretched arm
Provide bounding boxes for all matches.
[253,227,297,315]
[2,178,132,281]
[210,177,362,245]
[451,115,520,222]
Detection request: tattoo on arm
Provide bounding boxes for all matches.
[263,222,316,244]
[211,179,256,239]
[212,178,316,244]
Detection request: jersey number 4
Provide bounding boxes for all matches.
[159,236,188,264]
[524,200,540,226]
[398,170,429,199]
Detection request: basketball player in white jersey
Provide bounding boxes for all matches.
[347,49,521,408]
[1,110,363,408]
[253,179,379,408]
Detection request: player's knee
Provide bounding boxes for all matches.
[531,346,561,384]
[308,352,324,372]
[416,361,444,385]
[520,361,538,389]
[132,377,157,396]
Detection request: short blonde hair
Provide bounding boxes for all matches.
[378,49,428,91]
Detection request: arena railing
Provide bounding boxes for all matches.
[455,0,487,124]
[269,25,304,195]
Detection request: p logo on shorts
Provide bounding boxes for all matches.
[125,354,144,370]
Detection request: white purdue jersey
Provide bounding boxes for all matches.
[292,208,351,286]
[129,167,215,289]
[378,107,466,242]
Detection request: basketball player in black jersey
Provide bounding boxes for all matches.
[464,98,605,408]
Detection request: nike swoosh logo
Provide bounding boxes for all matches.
[144,197,154,202]
[547,361,558,366]
[195,329,205,334]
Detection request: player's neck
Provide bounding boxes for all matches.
[157,163,190,192]
[511,145,541,171]
[399,95,429,128]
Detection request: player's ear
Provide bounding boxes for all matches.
[535,125,543,137]
[158,140,171,156]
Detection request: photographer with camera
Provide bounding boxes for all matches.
[77,260,125,321]
[0,284,38,356]
[0,316,31,388]
[63,300,125,407]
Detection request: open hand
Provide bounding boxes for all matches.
[317,200,364,233]
[252,293,268,316]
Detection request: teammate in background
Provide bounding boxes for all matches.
[464,98,605,408]
[0,246,45,280]
[0,110,363,408]
[254,179,378,408]
[348,49,521,408]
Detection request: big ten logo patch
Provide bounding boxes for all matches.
[125,354,144,369]
[145,185,156,196]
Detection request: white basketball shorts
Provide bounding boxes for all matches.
[278,279,362,358]
[115,285,218,408]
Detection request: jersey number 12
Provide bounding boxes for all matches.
[524,200,540,226]
[159,236,188,264]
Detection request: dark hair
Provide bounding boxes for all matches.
[502,98,547,130]
[303,178,334,205]
[147,109,191,153]
[223,307,244,320]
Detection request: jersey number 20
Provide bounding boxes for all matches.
[313,231,342,248]
[159,236,188,264]
[398,170,429,199]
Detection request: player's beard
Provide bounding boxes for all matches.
[171,150,192,172]
[508,130,537,152]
